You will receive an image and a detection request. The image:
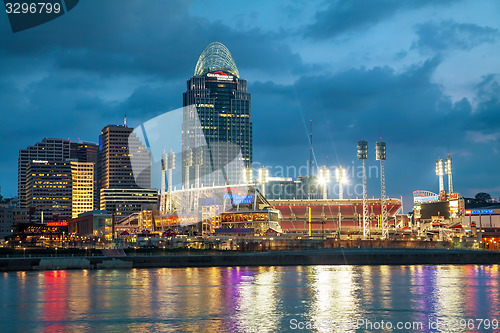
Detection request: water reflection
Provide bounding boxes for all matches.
[0,265,499,332]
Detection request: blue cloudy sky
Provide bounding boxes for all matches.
[0,0,499,209]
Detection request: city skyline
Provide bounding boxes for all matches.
[0,0,499,209]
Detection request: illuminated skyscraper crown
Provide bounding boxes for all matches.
[194,42,240,78]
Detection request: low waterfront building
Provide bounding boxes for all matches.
[463,207,500,249]
[69,210,113,239]
[0,207,14,239]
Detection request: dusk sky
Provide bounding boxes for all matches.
[1,0,499,209]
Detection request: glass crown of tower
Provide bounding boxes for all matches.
[194,41,240,77]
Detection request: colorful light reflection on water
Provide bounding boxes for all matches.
[1,265,499,332]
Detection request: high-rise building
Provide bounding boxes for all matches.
[19,138,99,222]
[70,162,94,218]
[25,161,73,222]
[96,124,154,217]
[182,41,252,187]
[97,125,151,192]
[18,138,70,208]
[70,141,98,211]
[70,141,98,163]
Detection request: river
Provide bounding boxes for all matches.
[1,265,499,332]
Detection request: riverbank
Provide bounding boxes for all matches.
[1,248,499,271]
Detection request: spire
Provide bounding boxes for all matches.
[124,114,127,126]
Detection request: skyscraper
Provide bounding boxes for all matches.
[182,41,252,187]
[97,125,151,191]
[70,141,98,163]
[70,141,98,210]
[26,160,73,222]
[70,162,94,218]
[18,138,70,208]
[96,124,156,216]
[18,139,100,222]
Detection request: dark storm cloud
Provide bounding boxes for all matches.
[471,74,500,129]
[0,0,316,196]
[250,57,499,197]
[0,1,312,80]
[252,57,464,148]
[304,0,457,39]
[413,20,499,52]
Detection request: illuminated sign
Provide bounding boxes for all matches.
[46,222,68,227]
[413,190,440,203]
[465,209,494,215]
[439,190,447,201]
[224,194,253,204]
[207,71,234,81]
[32,160,49,163]
[413,196,439,203]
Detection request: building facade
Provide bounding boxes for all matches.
[97,125,151,192]
[70,141,98,163]
[96,124,153,217]
[69,210,113,239]
[182,42,252,188]
[18,138,70,208]
[99,188,157,219]
[25,161,73,222]
[0,208,14,239]
[70,162,94,218]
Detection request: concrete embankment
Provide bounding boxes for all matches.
[1,248,499,271]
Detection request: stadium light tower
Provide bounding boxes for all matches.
[335,166,346,200]
[319,166,330,200]
[242,167,253,184]
[167,152,175,192]
[165,152,175,214]
[445,155,453,194]
[160,152,167,211]
[357,140,369,240]
[194,147,203,189]
[184,149,193,189]
[193,147,203,214]
[376,142,388,240]
[436,157,444,193]
[258,167,269,197]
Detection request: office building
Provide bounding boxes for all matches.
[71,162,94,218]
[18,138,70,208]
[25,160,73,222]
[96,124,154,217]
[97,125,151,191]
[70,141,98,163]
[182,41,252,187]
[99,188,157,218]
[0,208,14,238]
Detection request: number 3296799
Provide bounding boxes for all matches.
[5,2,62,14]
